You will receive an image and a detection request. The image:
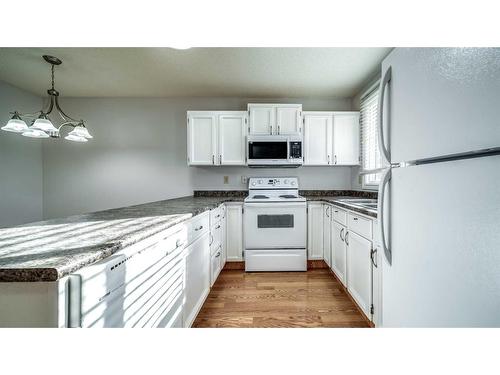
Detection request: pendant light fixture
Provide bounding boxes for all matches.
[1,55,92,142]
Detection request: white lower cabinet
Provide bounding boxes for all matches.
[210,246,222,287]
[346,230,373,319]
[307,202,324,259]
[331,220,347,287]
[226,203,243,261]
[183,231,210,327]
[323,204,332,267]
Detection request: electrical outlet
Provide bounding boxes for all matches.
[223,176,229,184]
[241,176,247,185]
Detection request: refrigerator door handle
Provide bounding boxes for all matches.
[378,167,392,265]
[378,65,392,165]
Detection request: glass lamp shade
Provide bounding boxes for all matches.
[68,126,93,139]
[65,134,88,142]
[31,118,58,132]
[1,118,28,133]
[22,129,49,138]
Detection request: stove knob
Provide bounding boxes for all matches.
[258,180,263,184]
[284,179,289,185]
[251,182,256,186]
[291,181,296,186]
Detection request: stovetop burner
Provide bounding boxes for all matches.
[279,195,297,199]
[252,195,269,199]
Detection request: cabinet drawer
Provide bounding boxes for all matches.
[332,206,347,225]
[186,212,210,246]
[347,212,372,239]
[210,205,224,225]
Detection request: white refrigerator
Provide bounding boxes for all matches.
[376,48,500,327]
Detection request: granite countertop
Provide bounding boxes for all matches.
[0,196,243,282]
[303,195,378,218]
[0,190,375,283]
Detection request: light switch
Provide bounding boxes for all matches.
[241,176,247,184]
[223,176,229,184]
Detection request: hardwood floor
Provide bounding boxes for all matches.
[193,268,371,328]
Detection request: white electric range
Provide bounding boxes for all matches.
[243,177,307,272]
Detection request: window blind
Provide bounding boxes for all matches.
[360,86,381,186]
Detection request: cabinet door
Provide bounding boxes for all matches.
[303,112,333,165]
[226,203,243,261]
[248,105,275,135]
[346,230,372,318]
[307,202,324,259]
[323,205,332,267]
[210,246,222,287]
[184,232,210,327]
[276,105,302,134]
[187,112,217,165]
[333,112,360,165]
[218,112,247,165]
[331,221,347,286]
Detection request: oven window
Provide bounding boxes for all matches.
[257,214,294,228]
[248,142,287,159]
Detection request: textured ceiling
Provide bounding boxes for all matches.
[0,47,391,98]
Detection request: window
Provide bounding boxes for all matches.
[360,84,382,188]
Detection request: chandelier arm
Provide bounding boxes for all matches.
[43,95,55,115]
[9,110,43,119]
[54,96,79,122]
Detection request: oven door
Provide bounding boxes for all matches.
[244,202,306,249]
[247,138,289,165]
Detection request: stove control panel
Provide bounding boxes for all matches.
[248,177,298,189]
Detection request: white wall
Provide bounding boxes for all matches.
[0,81,43,227]
[42,96,353,219]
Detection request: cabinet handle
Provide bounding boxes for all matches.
[195,225,203,231]
[340,227,344,241]
[345,231,349,246]
[216,214,221,218]
[325,206,330,217]
[334,155,337,164]
[334,210,338,213]
[353,217,358,221]
[269,125,272,135]
[219,155,222,164]
[215,252,221,258]
[328,155,330,164]
[277,125,280,134]
[216,224,221,229]
[212,155,215,165]
[371,248,378,268]
[209,233,213,245]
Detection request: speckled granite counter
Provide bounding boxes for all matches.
[303,195,378,218]
[0,196,243,282]
[0,191,376,283]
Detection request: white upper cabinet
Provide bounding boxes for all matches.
[276,105,302,134]
[303,111,360,166]
[187,112,217,165]
[187,111,247,166]
[248,105,275,135]
[218,112,247,165]
[332,112,360,165]
[248,104,302,135]
[303,112,332,165]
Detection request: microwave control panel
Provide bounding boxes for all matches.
[289,141,302,159]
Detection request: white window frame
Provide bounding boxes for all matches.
[360,80,381,190]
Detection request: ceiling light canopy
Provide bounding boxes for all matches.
[1,55,92,143]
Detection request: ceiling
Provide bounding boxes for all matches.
[0,48,391,98]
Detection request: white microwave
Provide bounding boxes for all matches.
[247,135,303,167]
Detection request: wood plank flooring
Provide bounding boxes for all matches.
[193,268,371,328]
